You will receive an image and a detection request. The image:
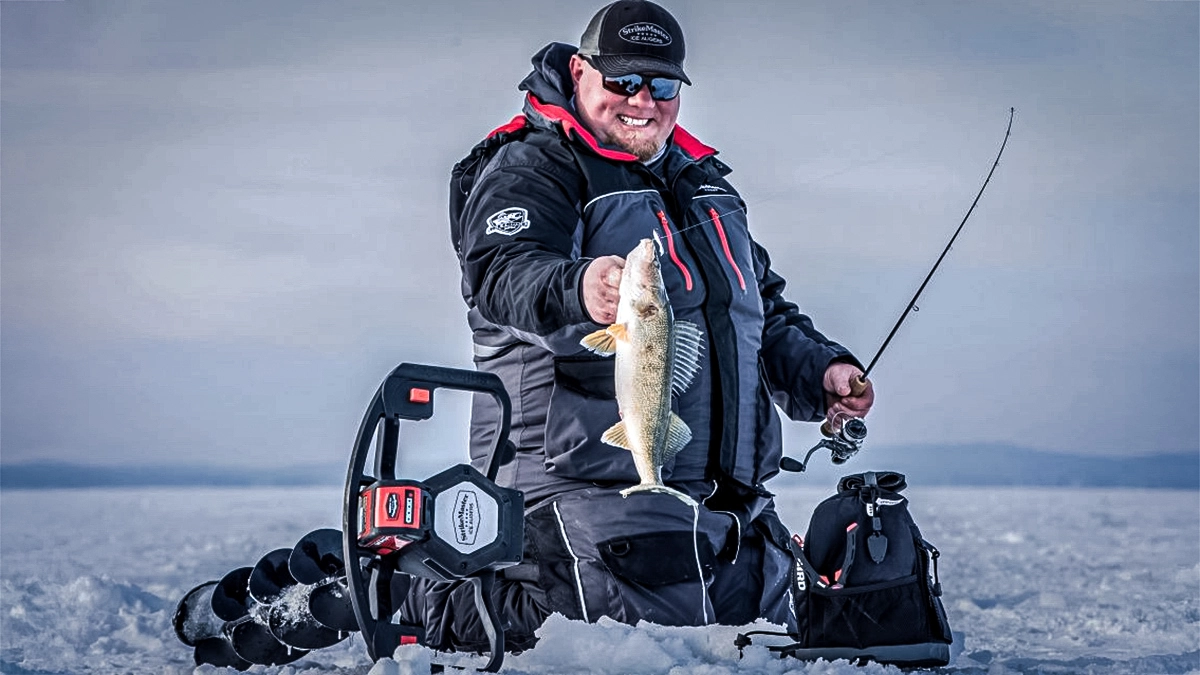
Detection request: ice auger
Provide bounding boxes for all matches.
[174,363,524,672]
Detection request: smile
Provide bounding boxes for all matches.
[617,114,650,127]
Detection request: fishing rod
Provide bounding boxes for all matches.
[784,107,1016,473]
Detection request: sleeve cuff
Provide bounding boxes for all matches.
[568,258,601,326]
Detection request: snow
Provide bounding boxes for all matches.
[1,484,1197,674]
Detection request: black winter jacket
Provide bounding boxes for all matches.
[452,43,857,519]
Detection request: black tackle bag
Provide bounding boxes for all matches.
[738,471,952,667]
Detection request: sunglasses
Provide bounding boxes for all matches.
[583,57,682,101]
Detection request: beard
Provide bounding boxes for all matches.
[613,135,663,162]
[602,126,669,162]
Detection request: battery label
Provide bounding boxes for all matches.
[358,482,426,549]
[375,486,422,528]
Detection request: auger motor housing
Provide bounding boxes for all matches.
[356,464,523,580]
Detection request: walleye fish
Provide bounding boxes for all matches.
[580,239,704,505]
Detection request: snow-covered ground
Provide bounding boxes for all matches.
[2,483,1197,674]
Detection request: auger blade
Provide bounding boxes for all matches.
[211,567,253,622]
[268,593,348,650]
[173,580,222,646]
[193,636,252,671]
[289,528,346,584]
[249,547,297,604]
[228,615,308,666]
[307,576,360,632]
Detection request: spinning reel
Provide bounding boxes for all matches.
[781,414,868,473]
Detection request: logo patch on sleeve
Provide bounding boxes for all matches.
[485,207,530,236]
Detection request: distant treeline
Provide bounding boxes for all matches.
[0,461,345,490]
[1,445,1197,489]
[788,443,1199,490]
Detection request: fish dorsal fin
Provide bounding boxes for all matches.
[580,327,617,356]
[670,320,704,396]
[601,420,630,450]
[664,412,692,459]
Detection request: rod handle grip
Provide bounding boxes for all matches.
[849,374,870,396]
[820,375,870,437]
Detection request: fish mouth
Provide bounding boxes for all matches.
[631,240,659,273]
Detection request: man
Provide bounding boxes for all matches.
[403,0,874,653]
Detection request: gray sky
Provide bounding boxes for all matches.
[2,0,1197,475]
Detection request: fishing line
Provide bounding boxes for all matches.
[689,501,712,624]
[661,130,934,240]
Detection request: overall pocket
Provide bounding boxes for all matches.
[596,529,718,626]
[599,531,716,587]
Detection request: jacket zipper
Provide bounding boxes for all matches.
[656,210,694,291]
[707,207,746,291]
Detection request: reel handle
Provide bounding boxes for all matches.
[820,374,870,437]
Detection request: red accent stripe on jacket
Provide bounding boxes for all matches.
[708,208,746,291]
[657,210,693,291]
[487,114,529,138]
[673,126,718,160]
[525,95,640,162]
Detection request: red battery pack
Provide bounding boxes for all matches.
[357,481,428,553]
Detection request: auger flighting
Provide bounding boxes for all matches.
[782,108,1016,473]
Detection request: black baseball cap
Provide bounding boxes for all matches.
[578,1,690,85]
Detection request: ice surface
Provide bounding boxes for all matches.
[1,485,1196,674]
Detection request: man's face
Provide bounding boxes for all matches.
[569,55,680,161]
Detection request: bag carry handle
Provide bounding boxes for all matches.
[837,471,907,494]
